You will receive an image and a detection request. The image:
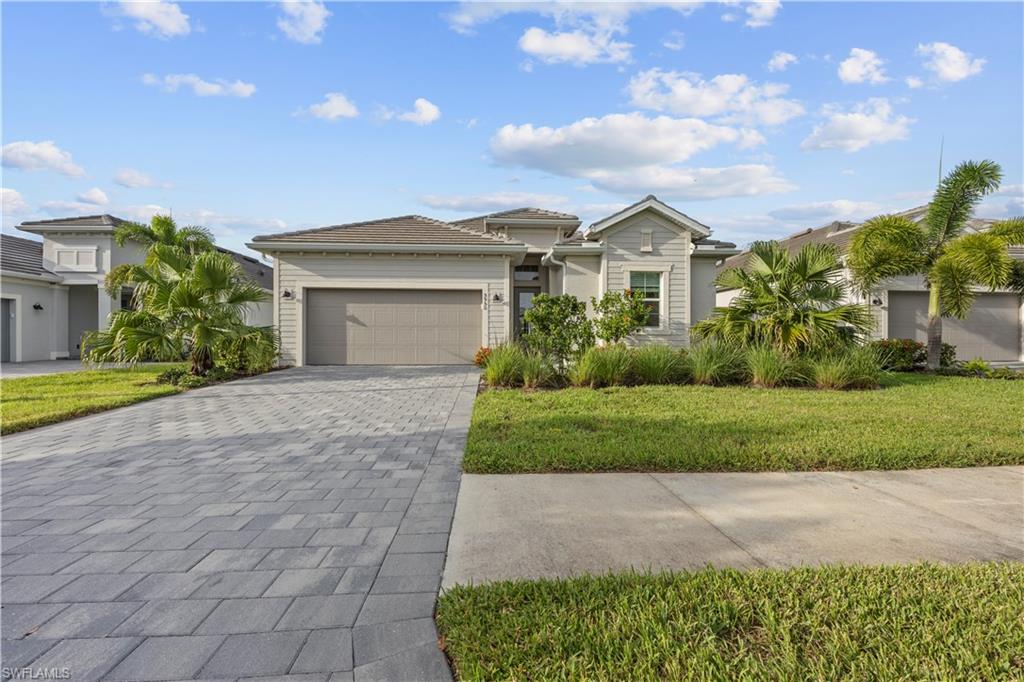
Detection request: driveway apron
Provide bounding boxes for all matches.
[2,365,478,681]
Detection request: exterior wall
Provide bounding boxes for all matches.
[67,285,98,358]
[244,300,274,327]
[602,213,691,347]
[111,240,148,269]
[689,257,719,323]
[0,278,69,362]
[561,254,601,314]
[501,226,565,253]
[42,233,113,284]
[274,253,510,366]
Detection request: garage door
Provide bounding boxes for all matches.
[305,289,482,365]
[887,291,1021,361]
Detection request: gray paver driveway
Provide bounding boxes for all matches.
[2,366,478,681]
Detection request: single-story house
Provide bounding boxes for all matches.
[715,206,1024,362]
[248,195,739,366]
[1,215,273,363]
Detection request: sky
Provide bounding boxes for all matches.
[2,1,1022,259]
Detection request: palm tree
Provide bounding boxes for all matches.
[848,160,1024,368]
[84,245,275,375]
[694,241,874,351]
[114,214,215,256]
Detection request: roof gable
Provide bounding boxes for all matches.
[587,195,712,238]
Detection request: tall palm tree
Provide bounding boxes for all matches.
[848,160,1024,368]
[694,241,874,351]
[114,214,215,257]
[84,245,275,375]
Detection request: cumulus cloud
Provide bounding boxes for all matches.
[2,188,30,215]
[77,188,109,206]
[114,168,171,189]
[766,51,797,72]
[419,192,570,212]
[586,164,795,200]
[627,68,805,126]
[838,48,888,84]
[768,199,882,222]
[905,76,924,89]
[142,73,256,97]
[114,1,190,38]
[916,42,985,82]
[305,92,359,120]
[397,98,442,125]
[519,26,631,65]
[2,141,85,177]
[801,99,913,152]
[277,1,330,44]
[662,30,685,51]
[742,0,781,28]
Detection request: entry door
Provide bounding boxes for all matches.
[1,299,12,362]
[514,288,540,337]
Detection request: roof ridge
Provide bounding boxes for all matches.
[254,214,441,240]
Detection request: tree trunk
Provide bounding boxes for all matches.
[190,347,214,376]
[926,284,943,370]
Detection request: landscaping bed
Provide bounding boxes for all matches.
[436,563,1024,680]
[463,373,1024,472]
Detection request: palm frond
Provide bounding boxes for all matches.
[939,233,1014,291]
[847,214,928,293]
[986,217,1024,246]
[925,159,1002,248]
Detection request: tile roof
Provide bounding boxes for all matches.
[252,215,522,245]
[450,207,580,235]
[1,234,57,279]
[19,214,128,228]
[217,247,273,290]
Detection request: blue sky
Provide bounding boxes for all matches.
[3,1,1022,258]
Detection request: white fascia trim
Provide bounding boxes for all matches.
[588,199,712,238]
[692,247,741,258]
[550,243,605,255]
[247,241,527,257]
[0,269,63,284]
[18,225,115,235]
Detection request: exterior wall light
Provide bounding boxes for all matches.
[282,289,294,299]
[871,297,883,306]
[492,292,502,302]
[33,303,44,311]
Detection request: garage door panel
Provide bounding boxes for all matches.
[887,291,1020,361]
[306,289,481,365]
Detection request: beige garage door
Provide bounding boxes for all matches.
[305,289,482,365]
[887,291,1021,361]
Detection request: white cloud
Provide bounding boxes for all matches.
[40,200,96,216]
[491,112,749,175]
[627,68,804,126]
[115,1,190,39]
[306,93,359,120]
[398,98,442,125]
[586,164,795,200]
[838,48,888,84]
[519,26,631,65]
[801,98,913,153]
[1,188,30,215]
[766,51,797,72]
[114,168,171,189]
[419,192,570,212]
[277,1,330,44]
[77,188,109,206]
[916,42,985,82]
[768,199,882,222]
[662,30,685,51]
[743,0,781,28]
[142,73,255,98]
[905,76,924,89]
[1,141,85,177]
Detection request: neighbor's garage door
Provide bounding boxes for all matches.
[887,291,1021,361]
[305,289,482,365]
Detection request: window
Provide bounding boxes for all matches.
[629,271,661,327]
[514,265,540,282]
[640,229,653,253]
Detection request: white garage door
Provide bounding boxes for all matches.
[887,291,1021,361]
[305,289,482,365]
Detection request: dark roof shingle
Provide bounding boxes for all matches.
[252,215,522,245]
[1,234,56,278]
[217,247,273,290]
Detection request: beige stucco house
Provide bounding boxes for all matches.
[248,196,738,366]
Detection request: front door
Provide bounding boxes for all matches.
[1,299,12,362]
[514,287,540,337]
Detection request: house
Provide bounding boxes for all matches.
[715,207,1024,362]
[247,195,738,365]
[1,215,273,363]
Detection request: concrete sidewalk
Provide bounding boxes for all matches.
[442,467,1024,587]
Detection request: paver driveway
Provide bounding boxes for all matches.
[2,365,478,681]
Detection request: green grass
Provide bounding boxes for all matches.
[437,563,1024,681]
[464,373,1024,472]
[1,365,185,434]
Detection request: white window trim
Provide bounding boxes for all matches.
[53,246,98,273]
[620,263,672,335]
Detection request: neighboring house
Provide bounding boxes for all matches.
[248,195,738,366]
[716,207,1024,362]
[1,215,274,363]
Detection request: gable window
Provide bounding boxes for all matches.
[640,229,653,253]
[629,271,661,327]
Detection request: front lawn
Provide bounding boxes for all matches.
[1,365,184,434]
[437,563,1024,680]
[464,373,1024,472]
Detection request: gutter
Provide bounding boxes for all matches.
[0,268,64,284]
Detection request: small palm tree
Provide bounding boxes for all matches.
[85,244,275,375]
[848,160,1024,368]
[694,241,874,351]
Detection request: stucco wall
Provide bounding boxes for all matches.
[690,257,719,324]
[274,253,510,366]
[1,278,69,361]
[561,254,601,314]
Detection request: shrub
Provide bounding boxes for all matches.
[805,346,883,390]
[591,290,649,344]
[474,347,492,368]
[569,345,633,388]
[940,343,957,368]
[522,294,595,366]
[483,344,526,387]
[870,339,927,371]
[218,328,279,375]
[961,358,992,377]
[156,367,189,385]
[521,353,557,389]
[689,342,746,386]
[631,345,686,385]
[989,367,1024,380]
[745,346,797,388]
